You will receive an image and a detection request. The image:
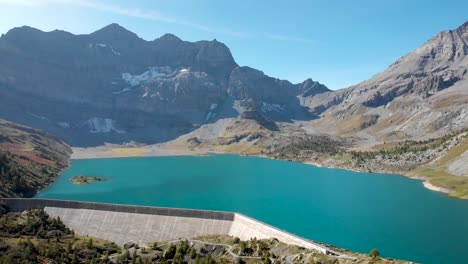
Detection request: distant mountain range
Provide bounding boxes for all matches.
[0,22,466,148]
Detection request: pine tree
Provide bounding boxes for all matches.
[36,225,45,238]
[151,242,158,250]
[137,256,143,264]
[66,241,73,253]
[72,250,78,264]
[86,238,94,248]
[206,254,214,264]
[189,247,196,259]
[369,248,380,258]
[101,252,109,264]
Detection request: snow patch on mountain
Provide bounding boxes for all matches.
[121,66,178,87]
[112,88,132,95]
[27,113,49,121]
[205,112,214,121]
[204,103,219,121]
[109,46,121,56]
[57,122,70,129]
[85,117,125,133]
[88,43,121,56]
[261,102,284,112]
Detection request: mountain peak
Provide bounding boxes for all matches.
[91,23,139,40]
[100,23,126,31]
[157,33,182,42]
[455,20,468,34]
[384,20,468,75]
[3,25,43,38]
[299,78,330,96]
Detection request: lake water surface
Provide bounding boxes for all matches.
[36,155,468,263]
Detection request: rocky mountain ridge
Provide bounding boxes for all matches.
[0,23,328,146]
[302,21,468,144]
[0,22,466,153]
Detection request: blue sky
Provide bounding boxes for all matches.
[0,0,466,90]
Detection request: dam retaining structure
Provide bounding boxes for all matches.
[0,198,339,255]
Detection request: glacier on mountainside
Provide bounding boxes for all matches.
[85,117,125,133]
[88,43,121,56]
[261,102,284,113]
[121,66,179,87]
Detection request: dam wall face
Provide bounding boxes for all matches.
[229,214,329,253]
[2,199,234,246]
[44,207,233,246]
[0,199,328,254]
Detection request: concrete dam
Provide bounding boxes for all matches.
[1,198,338,255]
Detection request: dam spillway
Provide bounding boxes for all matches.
[1,198,333,255]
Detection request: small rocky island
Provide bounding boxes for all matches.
[70,176,106,185]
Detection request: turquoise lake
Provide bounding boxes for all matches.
[36,155,468,263]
